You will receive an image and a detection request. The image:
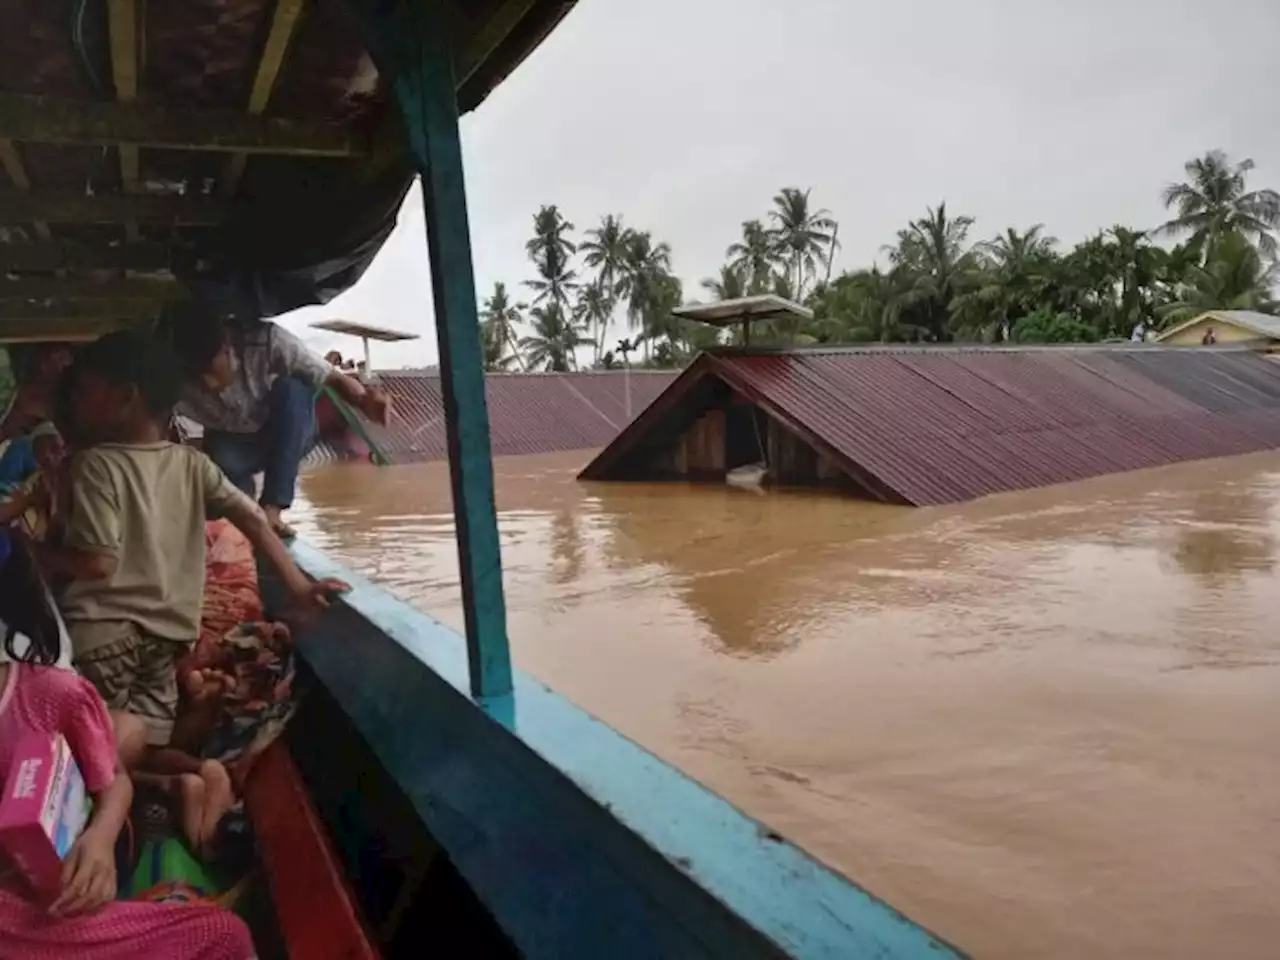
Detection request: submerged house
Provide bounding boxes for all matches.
[1156,311,1280,349]
[579,345,1280,505]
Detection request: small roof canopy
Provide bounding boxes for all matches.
[310,320,420,342]
[672,295,814,327]
[1155,310,1280,343]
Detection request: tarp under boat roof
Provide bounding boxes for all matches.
[672,295,814,327]
[0,0,578,343]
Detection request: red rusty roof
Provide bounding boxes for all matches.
[579,346,1280,505]
[308,369,678,467]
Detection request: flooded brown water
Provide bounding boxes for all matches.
[292,451,1280,959]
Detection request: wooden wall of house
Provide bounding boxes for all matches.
[673,410,726,478]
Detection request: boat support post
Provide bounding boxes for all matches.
[343,0,512,700]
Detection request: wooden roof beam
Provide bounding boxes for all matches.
[0,299,163,321]
[0,241,172,272]
[221,0,308,198]
[107,0,141,241]
[457,0,537,85]
[0,139,52,242]
[0,186,222,225]
[0,318,134,344]
[0,277,182,302]
[0,94,362,157]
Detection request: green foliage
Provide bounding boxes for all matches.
[490,150,1277,372]
[1011,309,1099,344]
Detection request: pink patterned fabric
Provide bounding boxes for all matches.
[0,663,255,959]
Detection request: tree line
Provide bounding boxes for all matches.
[479,149,1280,372]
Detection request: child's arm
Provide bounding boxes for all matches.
[28,538,117,582]
[49,769,131,917]
[49,674,133,917]
[43,452,121,582]
[198,453,348,613]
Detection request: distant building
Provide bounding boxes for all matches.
[1156,311,1280,350]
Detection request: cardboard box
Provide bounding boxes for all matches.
[0,733,91,897]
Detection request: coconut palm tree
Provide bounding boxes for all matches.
[888,202,980,341]
[1159,232,1278,324]
[1158,150,1280,259]
[479,281,525,372]
[519,303,594,372]
[573,282,613,356]
[579,214,630,361]
[701,264,748,301]
[618,230,673,359]
[726,219,778,294]
[524,205,578,308]
[767,188,838,300]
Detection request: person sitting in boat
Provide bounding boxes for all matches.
[0,422,68,540]
[0,530,256,959]
[29,331,347,854]
[170,311,392,539]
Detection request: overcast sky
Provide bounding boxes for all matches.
[283,0,1280,368]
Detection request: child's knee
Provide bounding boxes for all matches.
[110,709,148,769]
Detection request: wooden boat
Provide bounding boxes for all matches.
[0,2,963,957]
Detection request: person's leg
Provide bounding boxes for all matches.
[259,376,316,536]
[201,430,263,498]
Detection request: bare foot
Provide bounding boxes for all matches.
[196,759,236,857]
[176,773,207,853]
[261,505,296,541]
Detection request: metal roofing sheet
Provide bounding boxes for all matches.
[608,347,1280,506]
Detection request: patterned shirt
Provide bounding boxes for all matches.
[176,323,330,435]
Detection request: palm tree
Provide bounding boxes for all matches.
[1159,231,1278,324]
[1158,150,1280,259]
[573,282,613,356]
[524,205,578,308]
[579,214,630,362]
[726,219,778,294]
[981,224,1057,268]
[701,264,748,301]
[888,202,980,341]
[618,230,673,359]
[768,188,838,300]
[479,281,525,372]
[518,303,594,372]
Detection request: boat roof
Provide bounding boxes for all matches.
[671,295,814,327]
[310,319,419,342]
[0,0,577,344]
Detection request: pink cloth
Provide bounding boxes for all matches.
[0,663,255,959]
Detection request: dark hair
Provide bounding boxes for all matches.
[77,331,183,418]
[0,533,61,666]
[167,304,229,378]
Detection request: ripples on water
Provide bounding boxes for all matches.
[292,450,1280,959]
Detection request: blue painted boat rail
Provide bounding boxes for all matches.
[264,542,963,959]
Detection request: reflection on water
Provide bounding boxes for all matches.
[293,450,1280,959]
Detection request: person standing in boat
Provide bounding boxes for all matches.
[170,313,392,539]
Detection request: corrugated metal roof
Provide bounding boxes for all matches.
[580,346,1280,506]
[307,370,678,467]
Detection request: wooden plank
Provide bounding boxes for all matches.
[0,94,361,157]
[456,0,536,85]
[221,0,308,198]
[107,0,141,240]
[0,186,222,225]
[0,139,52,242]
[0,317,132,344]
[0,276,181,302]
[0,241,172,272]
[0,299,163,321]
[243,742,379,960]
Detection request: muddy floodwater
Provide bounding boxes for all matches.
[292,450,1280,959]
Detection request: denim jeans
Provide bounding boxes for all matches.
[203,377,316,509]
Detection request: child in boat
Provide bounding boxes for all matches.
[0,421,69,539]
[0,530,256,959]
[31,331,347,852]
